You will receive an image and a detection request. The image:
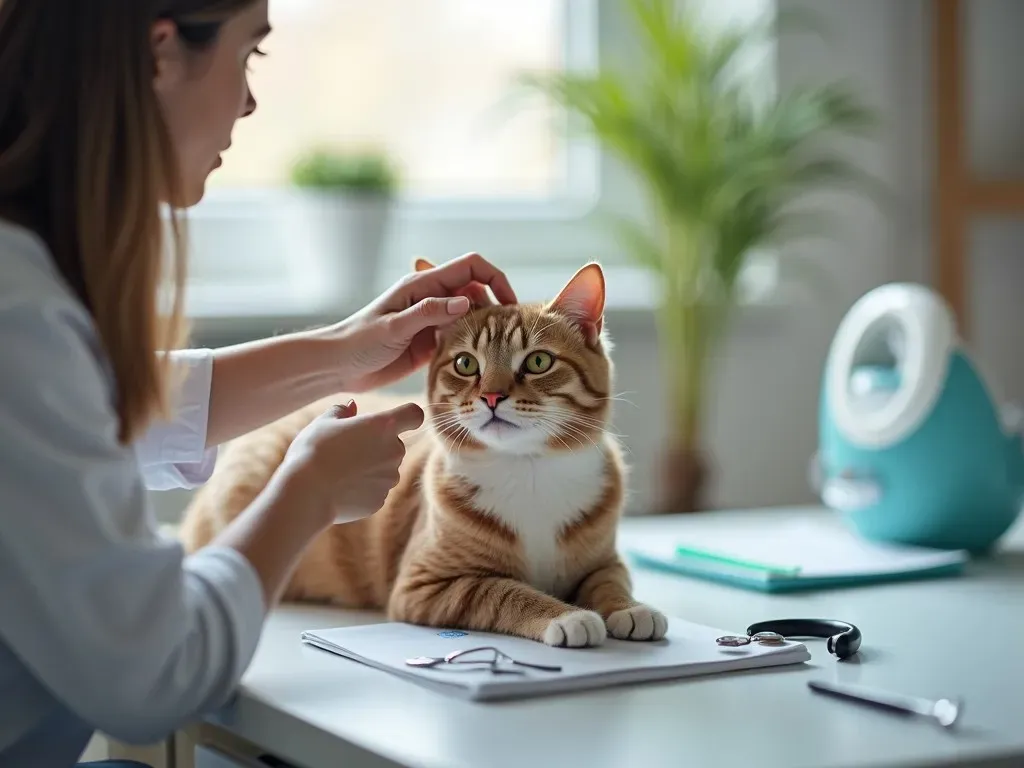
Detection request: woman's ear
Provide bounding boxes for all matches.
[151,19,186,94]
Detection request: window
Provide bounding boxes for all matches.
[184,0,781,320]
[201,0,597,208]
[210,0,577,202]
[185,0,607,317]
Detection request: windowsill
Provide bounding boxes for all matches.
[183,262,795,341]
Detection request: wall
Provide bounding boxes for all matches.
[968,0,1024,400]
[155,0,999,523]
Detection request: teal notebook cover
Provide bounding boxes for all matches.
[625,518,968,593]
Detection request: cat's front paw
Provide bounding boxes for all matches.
[543,610,607,647]
[607,604,668,641]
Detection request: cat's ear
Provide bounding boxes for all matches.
[549,262,605,344]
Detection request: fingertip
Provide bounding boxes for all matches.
[446,296,471,315]
[401,401,426,429]
[495,278,518,305]
[329,399,357,418]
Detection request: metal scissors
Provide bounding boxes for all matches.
[405,646,563,675]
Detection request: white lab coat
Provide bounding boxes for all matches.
[0,220,265,766]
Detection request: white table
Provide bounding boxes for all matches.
[189,506,1024,768]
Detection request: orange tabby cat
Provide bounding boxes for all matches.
[179,261,668,647]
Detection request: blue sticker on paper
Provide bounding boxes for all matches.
[437,630,468,638]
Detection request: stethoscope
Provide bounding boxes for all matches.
[716,618,862,660]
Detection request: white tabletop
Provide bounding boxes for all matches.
[204,506,1024,768]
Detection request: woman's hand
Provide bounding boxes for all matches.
[276,400,425,527]
[332,252,517,392]
[213,399,423,609]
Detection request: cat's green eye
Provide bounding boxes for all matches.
[524,351,554,374]
[453,353,479,376]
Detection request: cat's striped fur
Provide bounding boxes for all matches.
[178,262,668,647]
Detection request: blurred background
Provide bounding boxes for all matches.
[153,0,1024,524]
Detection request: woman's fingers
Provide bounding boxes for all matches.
[454,281,496,308]
[412,253,517,306]
[389,296,471,339]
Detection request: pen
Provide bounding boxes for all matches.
[807,679,962,729]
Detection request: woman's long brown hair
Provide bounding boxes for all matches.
[0,0,255,443]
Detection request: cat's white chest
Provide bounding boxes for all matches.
[449,448,607,595]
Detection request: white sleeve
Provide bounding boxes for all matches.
[0,297,266,745]
[134,348,219,491]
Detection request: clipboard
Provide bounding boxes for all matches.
[625,517,968,593]
[300,617,810,701]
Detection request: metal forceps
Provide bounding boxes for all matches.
[405,646,563,675]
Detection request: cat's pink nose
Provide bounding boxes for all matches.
[481,392,508,410]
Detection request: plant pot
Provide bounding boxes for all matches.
[655,441,712,514]
[287,189,392,311]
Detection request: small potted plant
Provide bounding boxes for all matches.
[289,146,399,309]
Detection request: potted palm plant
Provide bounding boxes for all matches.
[289,147,399,309]
[521,0,881,513]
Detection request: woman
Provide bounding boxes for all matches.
[0,1,517,765]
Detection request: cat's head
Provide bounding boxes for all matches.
[421,260,614,456]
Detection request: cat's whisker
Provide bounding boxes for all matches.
[534,417,599,452]
[531,411,626,443]
[431,412,466,423]
[430,409,466,421]
[540,409,608,427]
[431,417,469,433]
[536,408,610,430]
[432,423,466,436]
[593,392,639,408]
[430,408,468,419]
[555,426,600,452]
[526,311,551,345]
[435,421,472,450]
[536,414,595,435]
[534,414,632,456]
[540,409,610,428]
[434,426,463,442]
[428,411,473,423]
[533,421,576,453]
[452,424,476,454]
[527,318,561,346]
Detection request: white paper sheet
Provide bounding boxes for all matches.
[300,617,810,701]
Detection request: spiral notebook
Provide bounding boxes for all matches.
[300,618,810,701]
[625,517,968,593]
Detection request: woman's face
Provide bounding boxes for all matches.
[151,1,270,206]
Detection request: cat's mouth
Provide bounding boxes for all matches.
[481,414,519,431]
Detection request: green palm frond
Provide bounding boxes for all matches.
[520,0,880,300]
